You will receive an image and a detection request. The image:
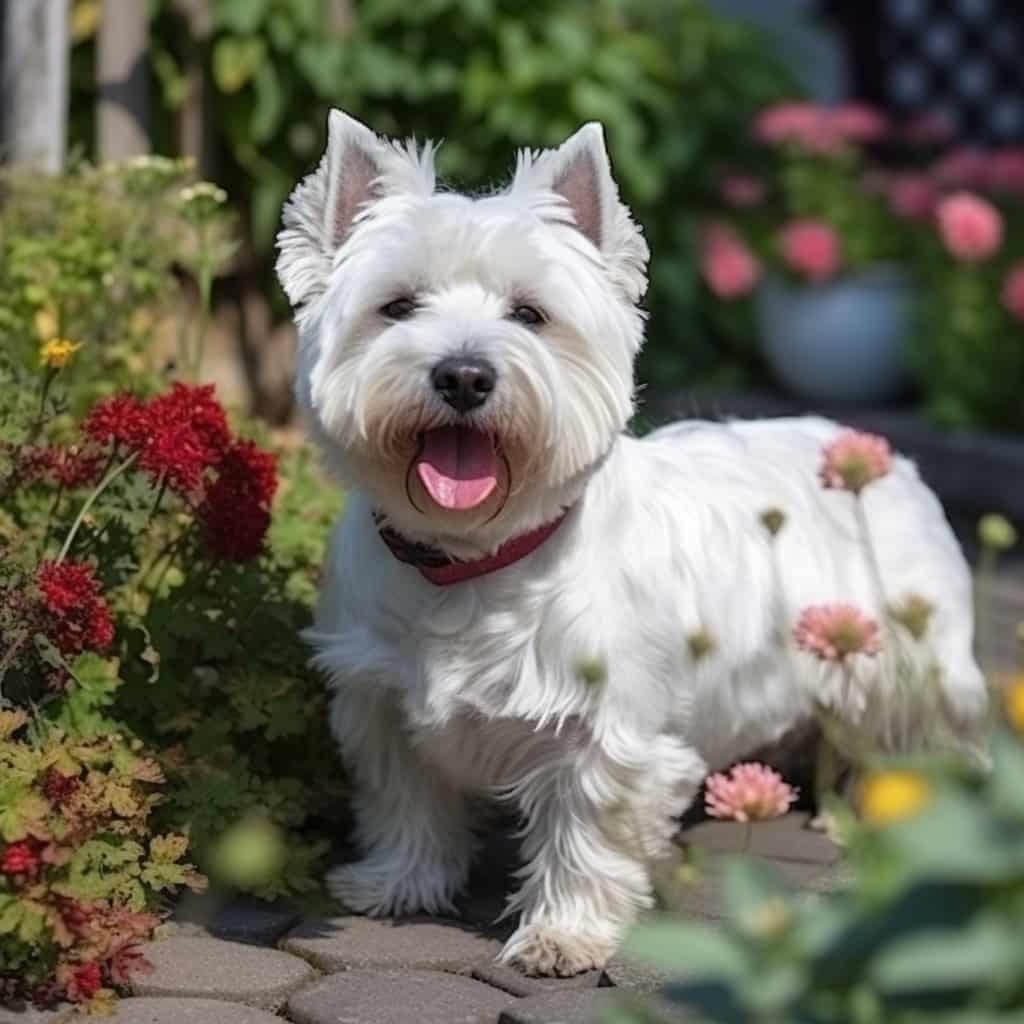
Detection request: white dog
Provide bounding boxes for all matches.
[276,110,988,976]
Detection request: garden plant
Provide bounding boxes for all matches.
[701,101,1024,433]
[0,163,344,1010]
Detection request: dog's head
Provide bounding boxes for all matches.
[277,110,648,547]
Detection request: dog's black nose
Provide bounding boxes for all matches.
[430,358,496,413]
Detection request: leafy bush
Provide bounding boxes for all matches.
[79,0,797,392]
[907,177,1024,433]
[621,699,1024,1024]
[0,158,237,413]
[0,340,344,900]
[0,708,202,1011]
[1,161,346,1001]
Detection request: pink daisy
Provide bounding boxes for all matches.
[794,603,882,662]
[819,430,893,494]
[705,763,798,823]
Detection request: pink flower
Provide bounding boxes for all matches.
[794,603,882,662]
[754,103,843,154]
[830,103,888,143]
[820,429,893,493]
[720,174,766,208]
[1002,264,1024,322]
[705,763,798,823]
[937,192,1003,263]
[755,102,823,145]
[780,220,842,282]
[701,223,761,299]
[887,173,939,221]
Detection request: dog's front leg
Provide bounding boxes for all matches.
[499,736,706,977]
[327,687,475,916]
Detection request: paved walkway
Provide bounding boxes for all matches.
[1,814,844,1024]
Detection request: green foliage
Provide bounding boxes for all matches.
[0,709,202,1008]
[0,158,194,414]
[909,229,1024,434]
[81,0,797,392]
[1,166,347,939]
[618,718,1024,1024]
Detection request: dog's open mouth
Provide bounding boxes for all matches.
[414,427,499,511]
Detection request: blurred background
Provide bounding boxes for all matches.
[1,2,1022,561]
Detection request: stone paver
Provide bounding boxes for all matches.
[172,892,301,946]
[498,988,694,1023]
[472,963,602,998]
[130,936,314,1010]
[601,954,670,995]
[282,915,502,973]
[0,1004,73,1023]
[287,968,511,1024]
[108,997,285,1022]
[211,896,303,946]
[681,813,840,864]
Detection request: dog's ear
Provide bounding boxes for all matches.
[276,110,435,312]
[515,124,649,302]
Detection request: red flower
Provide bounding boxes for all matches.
[149,382,230,457]
[83,395,148,449]
[61,961,102,1002]
[21,446,105,489]
[199,440,278,561]
[84,384,231,497]
[36,560,115,656]
[44,769,80,805]
[2,840,41,876]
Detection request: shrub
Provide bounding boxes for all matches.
[0,158,205,413]
[621,701,1024,1024]
[0,707,202,1011]
[1,309,343,1002]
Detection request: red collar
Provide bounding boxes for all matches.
[375,510,570,585]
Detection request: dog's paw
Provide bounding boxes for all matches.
[326,860,460,917]
[500,924,613,977]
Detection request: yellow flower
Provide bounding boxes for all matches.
[39,338,81,369]
[1005,675,1024,733]
[859,770,931,826]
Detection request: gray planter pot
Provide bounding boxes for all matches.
[754,267,914,404]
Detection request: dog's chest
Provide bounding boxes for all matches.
[398,581,595,727]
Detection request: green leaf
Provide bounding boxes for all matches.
[212,36,268,94]
[213,0,272,33]
[251,63,287,143]
[622,918,747,979]
[870,915,1024,995]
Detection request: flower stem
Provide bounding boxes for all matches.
[57,453,138,563]
[854,497,888,610]
[742,822,754,855]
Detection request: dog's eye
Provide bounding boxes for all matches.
[380,298,417,321]
[509,305,546,327]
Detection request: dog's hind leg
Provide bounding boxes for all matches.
[499,733,706,976]
[326,687,476,916]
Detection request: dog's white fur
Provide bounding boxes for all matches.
[277,110,988,976]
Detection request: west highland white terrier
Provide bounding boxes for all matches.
[276,110,988,976]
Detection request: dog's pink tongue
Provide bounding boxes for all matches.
[416,427,498,510]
